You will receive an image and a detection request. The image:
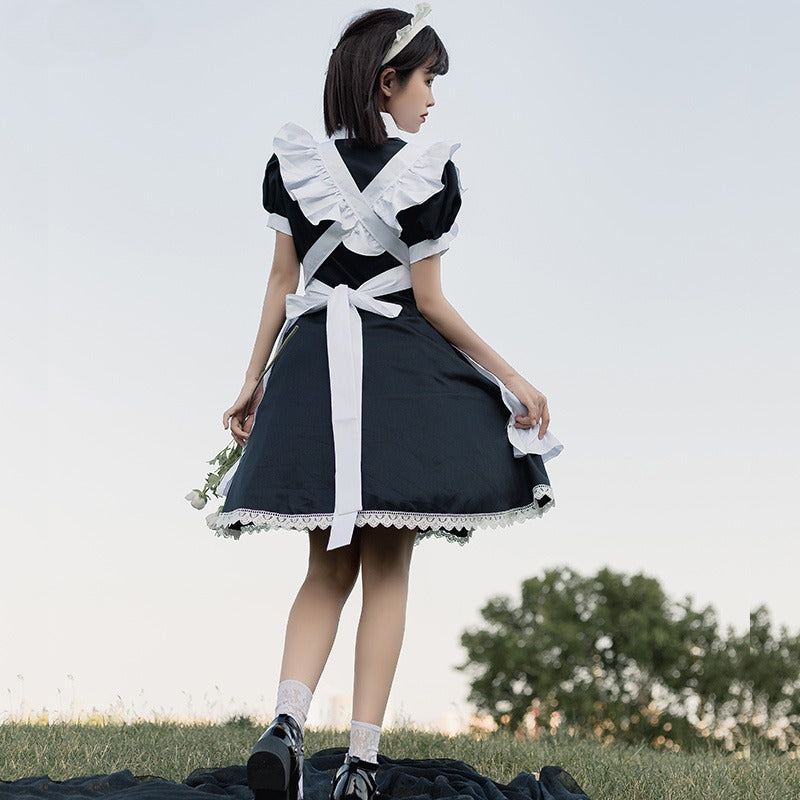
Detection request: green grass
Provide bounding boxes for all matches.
[0,721,788,799]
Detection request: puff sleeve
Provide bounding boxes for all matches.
[262,152,294,236]
[396,158,463,264]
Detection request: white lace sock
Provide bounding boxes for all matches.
[274,678,314,732]
[348,719,382,763]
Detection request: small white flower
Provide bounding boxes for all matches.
[185,489,207,510]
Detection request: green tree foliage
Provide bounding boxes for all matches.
[455,566,800,754]
[732,605,800,753]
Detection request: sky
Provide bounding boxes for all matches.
[2,0,798,733]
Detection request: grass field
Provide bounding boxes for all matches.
[0,721,789,799]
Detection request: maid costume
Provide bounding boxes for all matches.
[206,110,564,550]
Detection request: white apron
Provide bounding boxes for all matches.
[217,128,564,550]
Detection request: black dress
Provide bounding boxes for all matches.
[206,112,564,550]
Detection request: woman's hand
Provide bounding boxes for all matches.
[503,374,550,439]
[223,377,264,447]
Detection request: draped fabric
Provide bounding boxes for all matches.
[0,746,594,800]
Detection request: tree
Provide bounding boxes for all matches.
[455,566,799,752]
[728,605,800,753]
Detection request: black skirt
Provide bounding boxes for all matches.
[208,288,555,546]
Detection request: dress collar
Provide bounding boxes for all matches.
[330,111,410,141]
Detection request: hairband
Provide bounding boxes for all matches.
[381,3,432,66]
[330,3,433,64]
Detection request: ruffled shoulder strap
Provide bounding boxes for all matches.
[272,121,356,229]
[371,139,465,236]
[272,121,465,237]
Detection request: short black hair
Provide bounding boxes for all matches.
[323,7,450,148]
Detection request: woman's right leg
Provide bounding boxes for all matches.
[278,526,361,695]
[249,529,361,800]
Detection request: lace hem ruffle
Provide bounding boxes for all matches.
[205,485,555,547]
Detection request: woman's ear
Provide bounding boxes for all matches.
[379,67,396,97]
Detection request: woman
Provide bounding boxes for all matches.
[206,5,563,800]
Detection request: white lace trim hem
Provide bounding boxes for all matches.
[205,485,555,547]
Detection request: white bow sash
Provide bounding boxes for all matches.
[284,265,413,551]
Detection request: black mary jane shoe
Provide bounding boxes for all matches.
[247,713,306,800]
[329,752,382,800]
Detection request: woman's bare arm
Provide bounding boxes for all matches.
[410,253,550,437]
[244,232,302,381]
[223,231,301,445]
[410,253,519,381]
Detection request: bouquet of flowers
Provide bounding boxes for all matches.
[185,325,300,512]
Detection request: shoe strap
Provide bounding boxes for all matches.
[335,758,380,798]
[346,755,378,772]
[266,714,304,755]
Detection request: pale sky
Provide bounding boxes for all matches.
[2,0,798,731]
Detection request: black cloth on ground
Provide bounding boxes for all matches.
[0,745,592,800]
